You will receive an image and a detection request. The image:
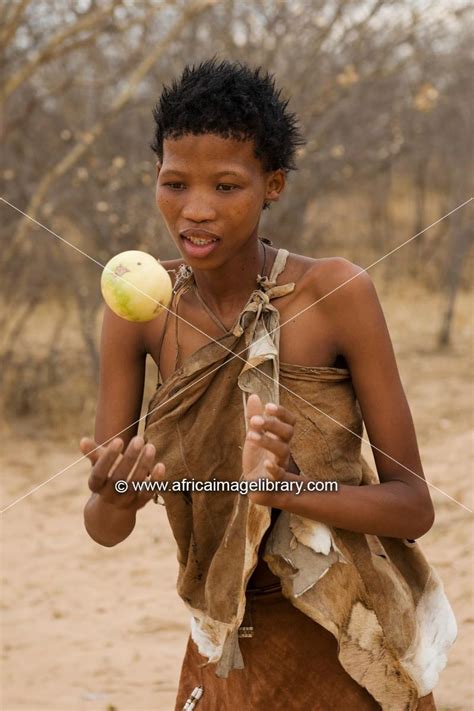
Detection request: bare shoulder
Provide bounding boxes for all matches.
[101,302,148,358]
[303,257,386,361]
[296,255,372,304]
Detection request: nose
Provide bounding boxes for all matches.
[181,192,217,223]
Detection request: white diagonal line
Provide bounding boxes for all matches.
[4,352,470,513]
[0,196,285,360]
[276,196,473,332]
[0,197,226,322]
[1,196,472,514]
[276,380,473,513]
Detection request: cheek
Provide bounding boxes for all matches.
[156,188,175,213]
[234,192,262,219]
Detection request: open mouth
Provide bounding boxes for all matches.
[182,235,219,246]
[180,235,220,256]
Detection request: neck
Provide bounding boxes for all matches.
[191,237,268,312]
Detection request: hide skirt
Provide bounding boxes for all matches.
[174,582,436,711]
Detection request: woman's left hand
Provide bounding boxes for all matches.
[242,393,297,506]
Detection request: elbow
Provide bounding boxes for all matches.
[409,496,435,539]
[391,477,435,539]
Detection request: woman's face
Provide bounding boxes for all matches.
[155,133,284,266]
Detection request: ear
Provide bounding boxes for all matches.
[265,169,285,204]
[155,160,162,179]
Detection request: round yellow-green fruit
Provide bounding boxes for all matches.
[101,250,172,322]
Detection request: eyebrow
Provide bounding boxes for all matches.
[160,169,244,178]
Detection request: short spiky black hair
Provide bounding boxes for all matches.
[150,57,305,176]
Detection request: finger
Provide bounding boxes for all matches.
[81,436,122,465]
[264,402,297,427]
[246,429,289,461]
[245,393,264,426]
[146,461,167,488]
[136,461,166,507]
[149,461,166,480]
[128,443,156,483]
[88,439,124,492]
[249,415,293,442]
[80,437,104,466]
[107,436,145,484]
[264,458,286,481]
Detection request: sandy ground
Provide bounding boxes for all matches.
[1,283,473,711]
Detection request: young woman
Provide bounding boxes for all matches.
[81,58,456,710]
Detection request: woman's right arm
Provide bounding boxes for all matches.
[81,304,165,547]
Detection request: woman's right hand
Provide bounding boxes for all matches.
[79,435,166,511]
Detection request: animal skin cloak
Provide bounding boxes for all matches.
[143,247,456,711]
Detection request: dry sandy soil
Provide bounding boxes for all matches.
[1,282,472,711]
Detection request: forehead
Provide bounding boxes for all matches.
[161,133,264,175]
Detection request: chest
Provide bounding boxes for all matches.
[145,276,346,383]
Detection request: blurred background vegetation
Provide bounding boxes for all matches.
[1,0,472,437]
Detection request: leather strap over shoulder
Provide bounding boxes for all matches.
[256,248,295,299]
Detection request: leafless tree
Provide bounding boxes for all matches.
[1,0,472,428]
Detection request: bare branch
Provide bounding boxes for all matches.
[0,1,121,104]
[5,0,217,265]
[0,0,32,54]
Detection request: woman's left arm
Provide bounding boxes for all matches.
[271,259,435,540]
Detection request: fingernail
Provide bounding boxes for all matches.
[248,431,261,441]
[133,437,143,451]
[266,403,278,412]
[251,416,264,425]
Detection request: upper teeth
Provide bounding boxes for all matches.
[186,236,217,245]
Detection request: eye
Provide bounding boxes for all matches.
[162,183,238,192]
